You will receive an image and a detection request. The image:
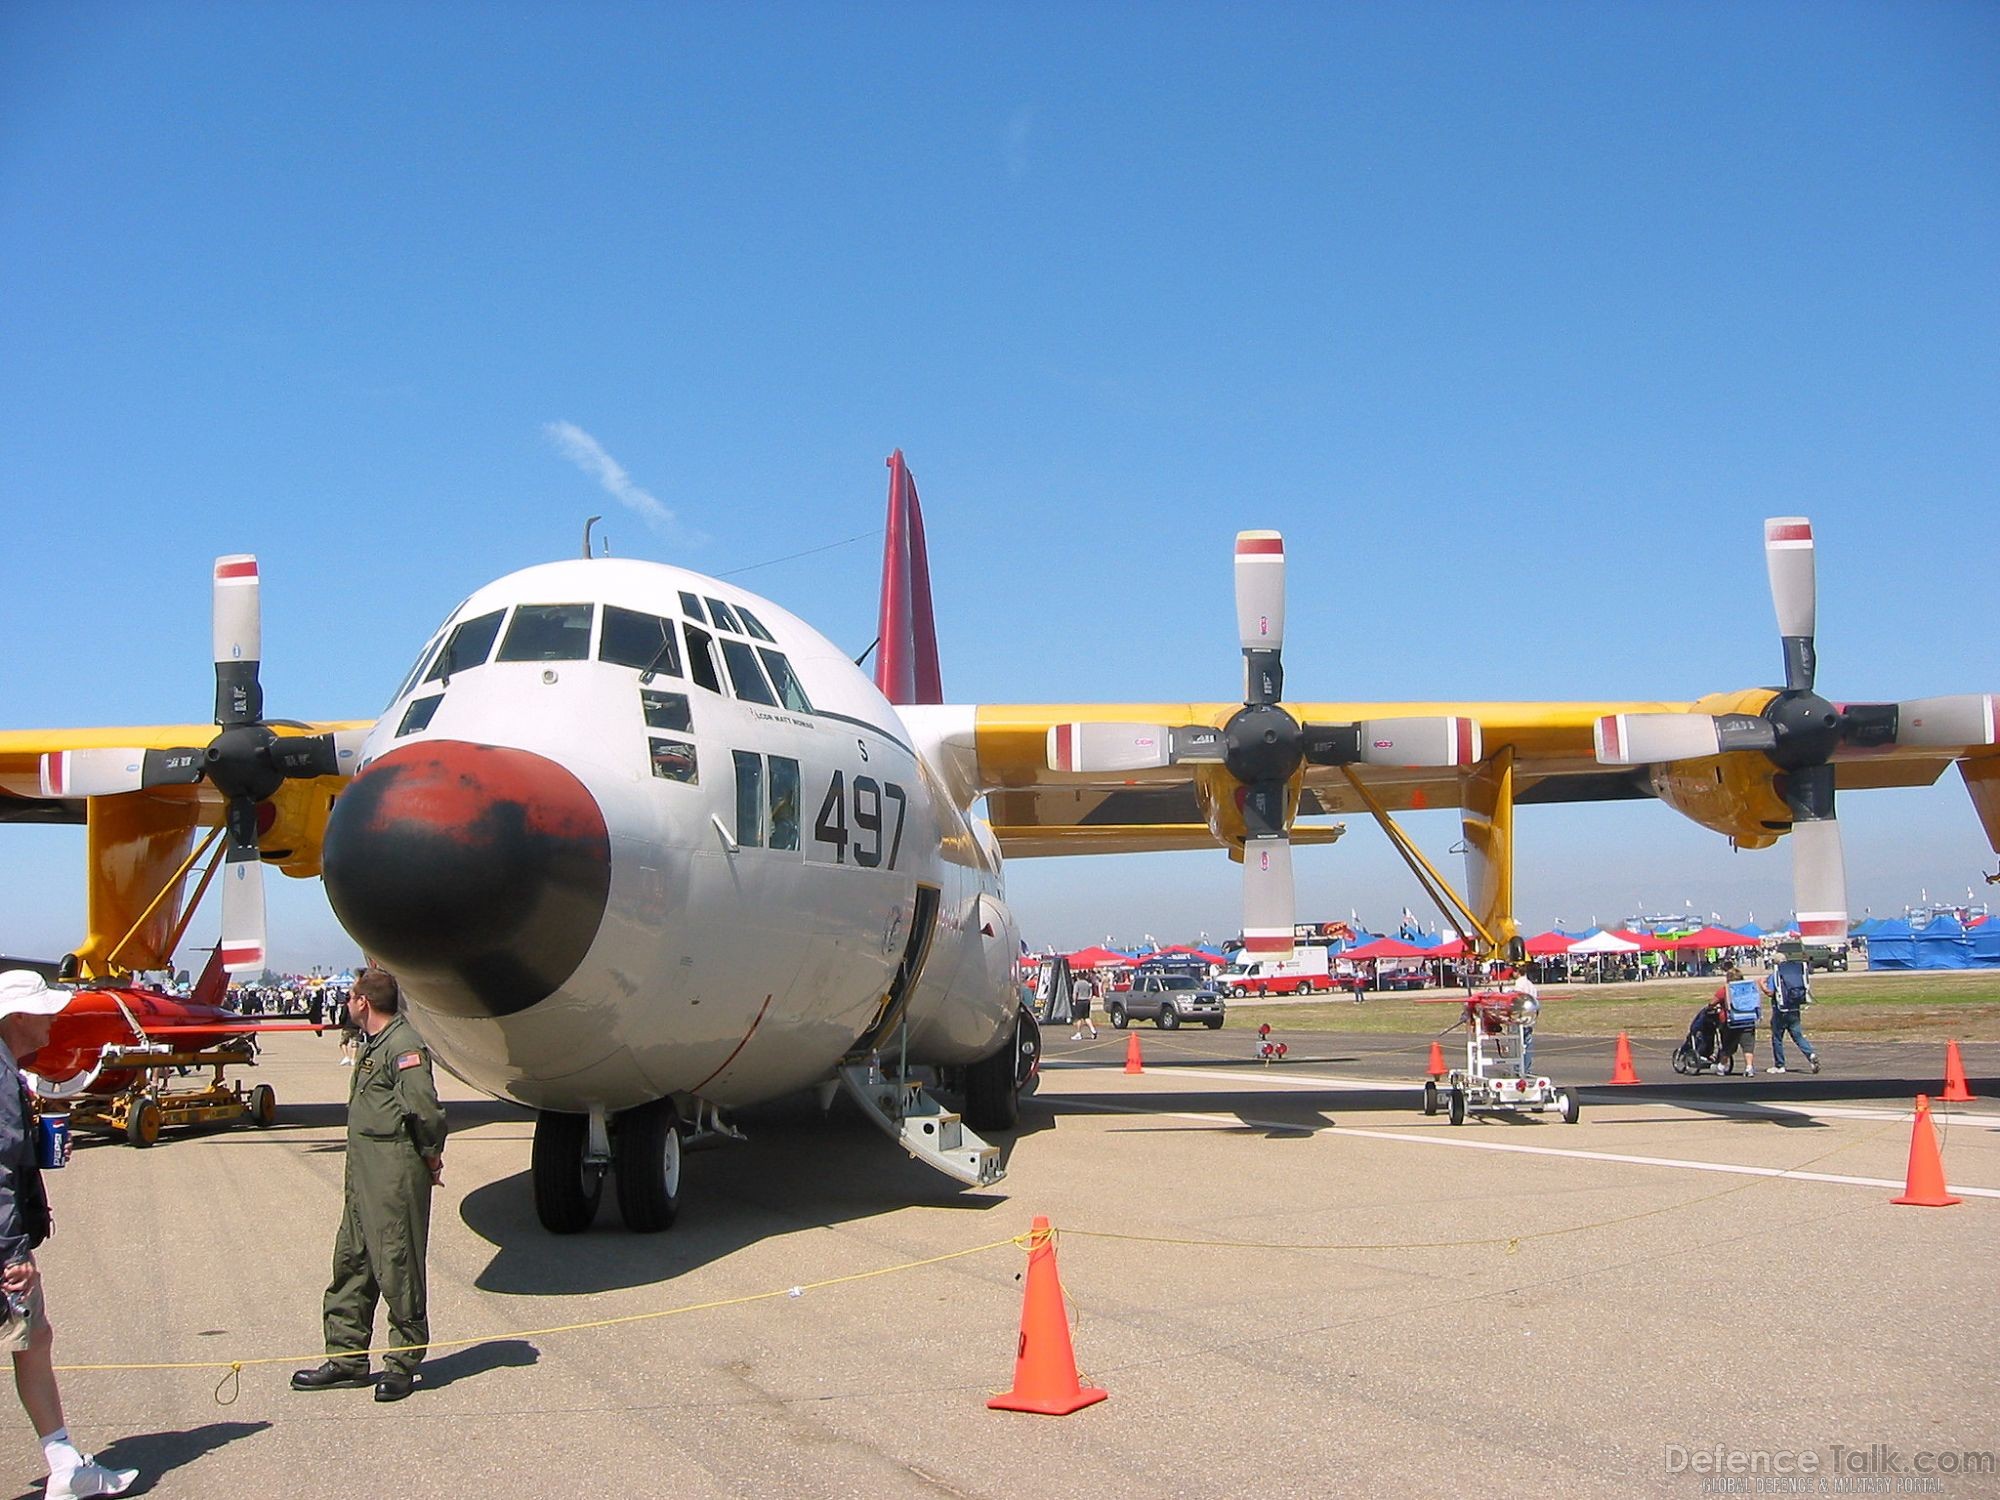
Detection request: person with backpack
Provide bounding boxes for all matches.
[1761,958,1820,1074]
[1711,966,1761,1076]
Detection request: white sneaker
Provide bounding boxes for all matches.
[1768,1066,1787,1074]
[48,1457,138,1499]
[1745,1065,1756,1077]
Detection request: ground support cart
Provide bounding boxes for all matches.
[62,1039,278,1147]
[1421,991,1579,1126]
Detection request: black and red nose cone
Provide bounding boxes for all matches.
[324,741,611,1019]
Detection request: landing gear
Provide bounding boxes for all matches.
[532,1110,603,1234]
[613,1098,683,1233]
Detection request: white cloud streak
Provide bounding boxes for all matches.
[543,421,695,542]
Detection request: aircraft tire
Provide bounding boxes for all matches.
[532,1111,602,1234]
[613,1098,682,1233]
[250,1083,277,1127]
[962,1032,1021,1133]
[126,1095,162,1148]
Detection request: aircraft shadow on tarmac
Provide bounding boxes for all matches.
[6,1421,272,1500]
[461,1094,1018,1298]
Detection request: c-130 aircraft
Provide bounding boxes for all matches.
[4,458,1993,1231]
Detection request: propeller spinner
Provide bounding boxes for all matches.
[39,555,363,972]
[1594,518,1997,942]
[1047,531,1481,958]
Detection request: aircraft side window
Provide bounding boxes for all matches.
[718,638,779,706]
[422,608,506,685]
[640,689,692,733]
[389,628,447,708]
[705,597,744,635]
[498,603,594,662]
[768,755,800,850]
[678,591,707,625]
[733,751,763,847]
[756,649,813,713]
[649,737,697,783]
[397,695,444,737]
[601,605,681,680]
[734,606,778,644]
[682,622,722,693]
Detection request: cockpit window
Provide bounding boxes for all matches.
[390,628,447,707]
[682,621,722,693]
[718,638,779,706]
[396,695,444,737]
[600,606,680,680]
[756,648,813,713]
[640,689,691,732]
[735,605,778,643]
[423,608,506,685]
[678,591,706,625]
[704,597,744,635]
[497,603,594,662]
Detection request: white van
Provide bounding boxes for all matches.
[1216,946,1342,997]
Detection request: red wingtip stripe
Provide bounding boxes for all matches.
[1055,723,1074,772]
[1766,521,1812,543]
[1455,718,1473,765]
[46,754,65,797]
[221,943,264,966]
[1797,917,1845,939]
[1599,716,1622,761]
[1235,537,1284,556]
[215,559,259,580]
[1243,934,1291,953]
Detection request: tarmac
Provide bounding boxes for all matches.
[17,1026,1999,1499]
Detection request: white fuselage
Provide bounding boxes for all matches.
[333,558,1019,1114]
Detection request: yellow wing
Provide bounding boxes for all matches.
[0,720,371,975]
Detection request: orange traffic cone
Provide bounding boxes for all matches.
[1889,1095,1961,1208]
[987,1217,1109,1416]
[1124,1034,1144,1074]
[1610,1032,1641,1085]
[1426,1040,1446,1079]
[1941,1040,1975,1103]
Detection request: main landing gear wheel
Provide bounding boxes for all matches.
[532,1110,602,1234]
[963,1029,1023,1132]
[614,1098,683,1233]
[249,1083,277,1127]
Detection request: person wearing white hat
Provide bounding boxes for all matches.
[0,972,135,1500]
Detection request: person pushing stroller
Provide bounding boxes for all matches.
[1711,966,1761,1076]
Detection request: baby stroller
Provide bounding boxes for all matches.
[1672,1004,1723,1075]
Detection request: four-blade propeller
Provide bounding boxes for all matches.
[1047,531,1481,957]
[1593,517,1996,941]
[38,555,365,972]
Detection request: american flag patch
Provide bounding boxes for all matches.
[395,1051,423,1071]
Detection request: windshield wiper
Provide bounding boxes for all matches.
[639,635,678,685]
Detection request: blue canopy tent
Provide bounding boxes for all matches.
[1868,916,1975,970]
[1972,919,2000,968]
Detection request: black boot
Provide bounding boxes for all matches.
[291,1361,372,1390]
[374,1369,416,1402]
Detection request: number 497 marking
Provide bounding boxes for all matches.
[814,771,907,869]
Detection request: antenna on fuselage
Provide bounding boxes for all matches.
[582,515,602,559]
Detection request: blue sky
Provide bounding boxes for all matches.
[3,3,1996,966]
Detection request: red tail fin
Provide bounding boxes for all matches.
[874,450,943,705]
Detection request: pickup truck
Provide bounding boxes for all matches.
[1107,971,1226,1030]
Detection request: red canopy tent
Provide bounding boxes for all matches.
[1665,925,1761,951]
[1522,930,1577,957]
[1341,937,1435,961]
[1065,946,1136,968]
[1428,937,1468,959]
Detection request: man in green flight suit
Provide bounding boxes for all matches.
[291,967,446,1402]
